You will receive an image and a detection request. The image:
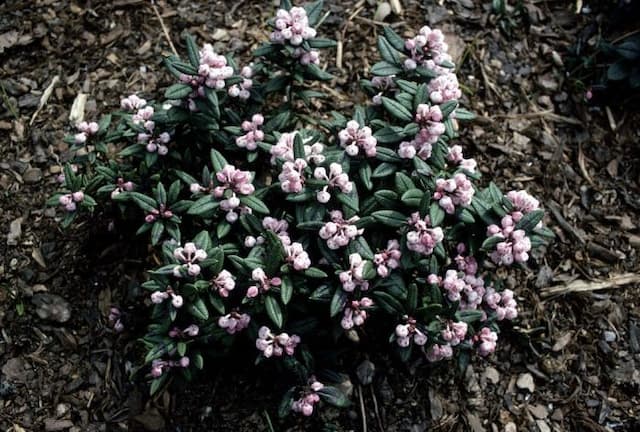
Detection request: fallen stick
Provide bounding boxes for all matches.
[541,273,640,297]
[30,75,59,126]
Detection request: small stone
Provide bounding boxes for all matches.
[504,422,517,432]
[466,413,486,432]
[603,331,616,343]
[528,403,548,419]
[356,359,375,385]
[538,75,558,91]
[56,403,70,417]
[133,408,165,431]
[535,420,551,432]
[32,293,71,323]
[484,366,500,384]
[7,217,22,246]
[44,419,73,431]
[516,373,535,393]
[2,357,26,382]
[23,167,43,183]
[374,2,392,21]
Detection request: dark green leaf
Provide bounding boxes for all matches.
[381,96,413,122]
[372,210,406,227]
[371,61,402,76]
[165,83,192,100]
[189,297,210,321]
[265,296,283,328]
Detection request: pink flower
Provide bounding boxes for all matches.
[270,132,325,164]
[484,287,518,320]
[246,268,281,298]
[339,254,371,293]
[394,317,428,347]
[486,215,532,265]
[373,240,402,277]
[425,343,453,362]
[216,164,255,195]
[269,7,317,46]
[432,173,474,214]
[406,212,444,256]
[338,120,377,157]
[256,326,300,358]
[428,72,461,104]
[475,327,498,356]
[291,378,324,417]
[279,158,307,193]
[235,114,264,151]
[404,26,454,75]
[218,312,251,334]
[285,242,311,270]
[312,163,353,202]
[121,94,147,111]
[319,210,363,250]
[212,270,236,297]
[173,242,208,277]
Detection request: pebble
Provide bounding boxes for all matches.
[374,2,392,21]
[516,373,535,393]
[44,418,73,431]
[483,366,500,385]
[32,293,71,323]
[505,422,517,432]
[356,359,375,385]
[528,403,548,419]
[603,331,616,342]
[7,217,22,246]
[536,420,551,432]
[56,403,70,417]
[23,167,43,183]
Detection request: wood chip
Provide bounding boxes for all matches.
[541,273,640,297]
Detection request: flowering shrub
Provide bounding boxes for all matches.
[49,0,553,417]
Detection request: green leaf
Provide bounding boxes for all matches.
[394,172,415,194]
[372,162,397,178]
[413,83,429,109]
[372,210,406,227]
[371,61,402,76]
[407,283,418,312]
[608,61,630,81]
[306,64,334,81]
[401,188,423,207]
[440,100,458,118]
[378,35,401,65]
[372,291,404,314]
[429,202,445,226]
[454,108,476,121]
[304,267,328,278]
[210,149,228,173]
[382,26,406,51]
[359,162,373,190]
[481,235,503,252]
[381,96,413,122]
[278,387,296,418]
[150,222,164,245]
[216,221,231,239]
[330,289,347,317]
[515,209,545,232]
[189,297,210,321]
[150,375,168,396]
[455,309,484,324]
[240,195,270,214]
[395,79,418,94]
[293,133,305,160]
[337,190,359,212]
[308,38,337,48]
[265,296,284,328]
[205,87,220,119]
[187,195,219,216]
[165,83,192,100]
[317,386,350,408]
[185,34,200,68]
[281,276,293,305]
[304,0,324,26]
[177,341,187,357]
[374,189,398,207]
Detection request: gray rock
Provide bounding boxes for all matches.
[356,359,375,385]
[23,167,42,183]
[32,293,71,323]
[516,373,535,393]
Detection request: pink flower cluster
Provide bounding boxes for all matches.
[74,121,99,145]
[319,210,363,250]
[506,190,540,222]
[371,76,396,105]
[403,26,453,74]
[124,98,171,156]
[373,240,402,277]
[270,7,317,46]
[121,94,147,111]
[218,312,251,334]
[110,177,134,199]
[484,287,517,321]
[279,158,308,193]
[398,105,444,160]
[169,324,199,338]
[144,203,173,224]
[395,317,428,347]
[263,217,292,245]
[58,191,85,212]
[433,173,474,214]
[214,164,255,197]
[339,253,371,292]
[270,132,325,164]
[313,163,353,203]
[172,242,208,277]
[341,297,373,330]
[428,73,461,104]
[293,47,320,65]
[211,269,236,297]
[425,343,453,362]
[406,212,444,256]
[486,215,532,265]
[235,114,264,151]
[447,145,477,173]
[247,268,281,298]
[227,66,254,100]
[291,379,324,416]
[196,43,234,90]
[429,270,484,310]
[151,356,189,378]
[108,307,124,333]
[338,120,377,157]
[256,326,300,358]
[474,327,498,356]
[150,287,183,308]
[220,193,251,223]
[285,242,311,271]
[441,321,468,346]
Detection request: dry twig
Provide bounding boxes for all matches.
[150,0,178,56]
[541,273,640,297]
